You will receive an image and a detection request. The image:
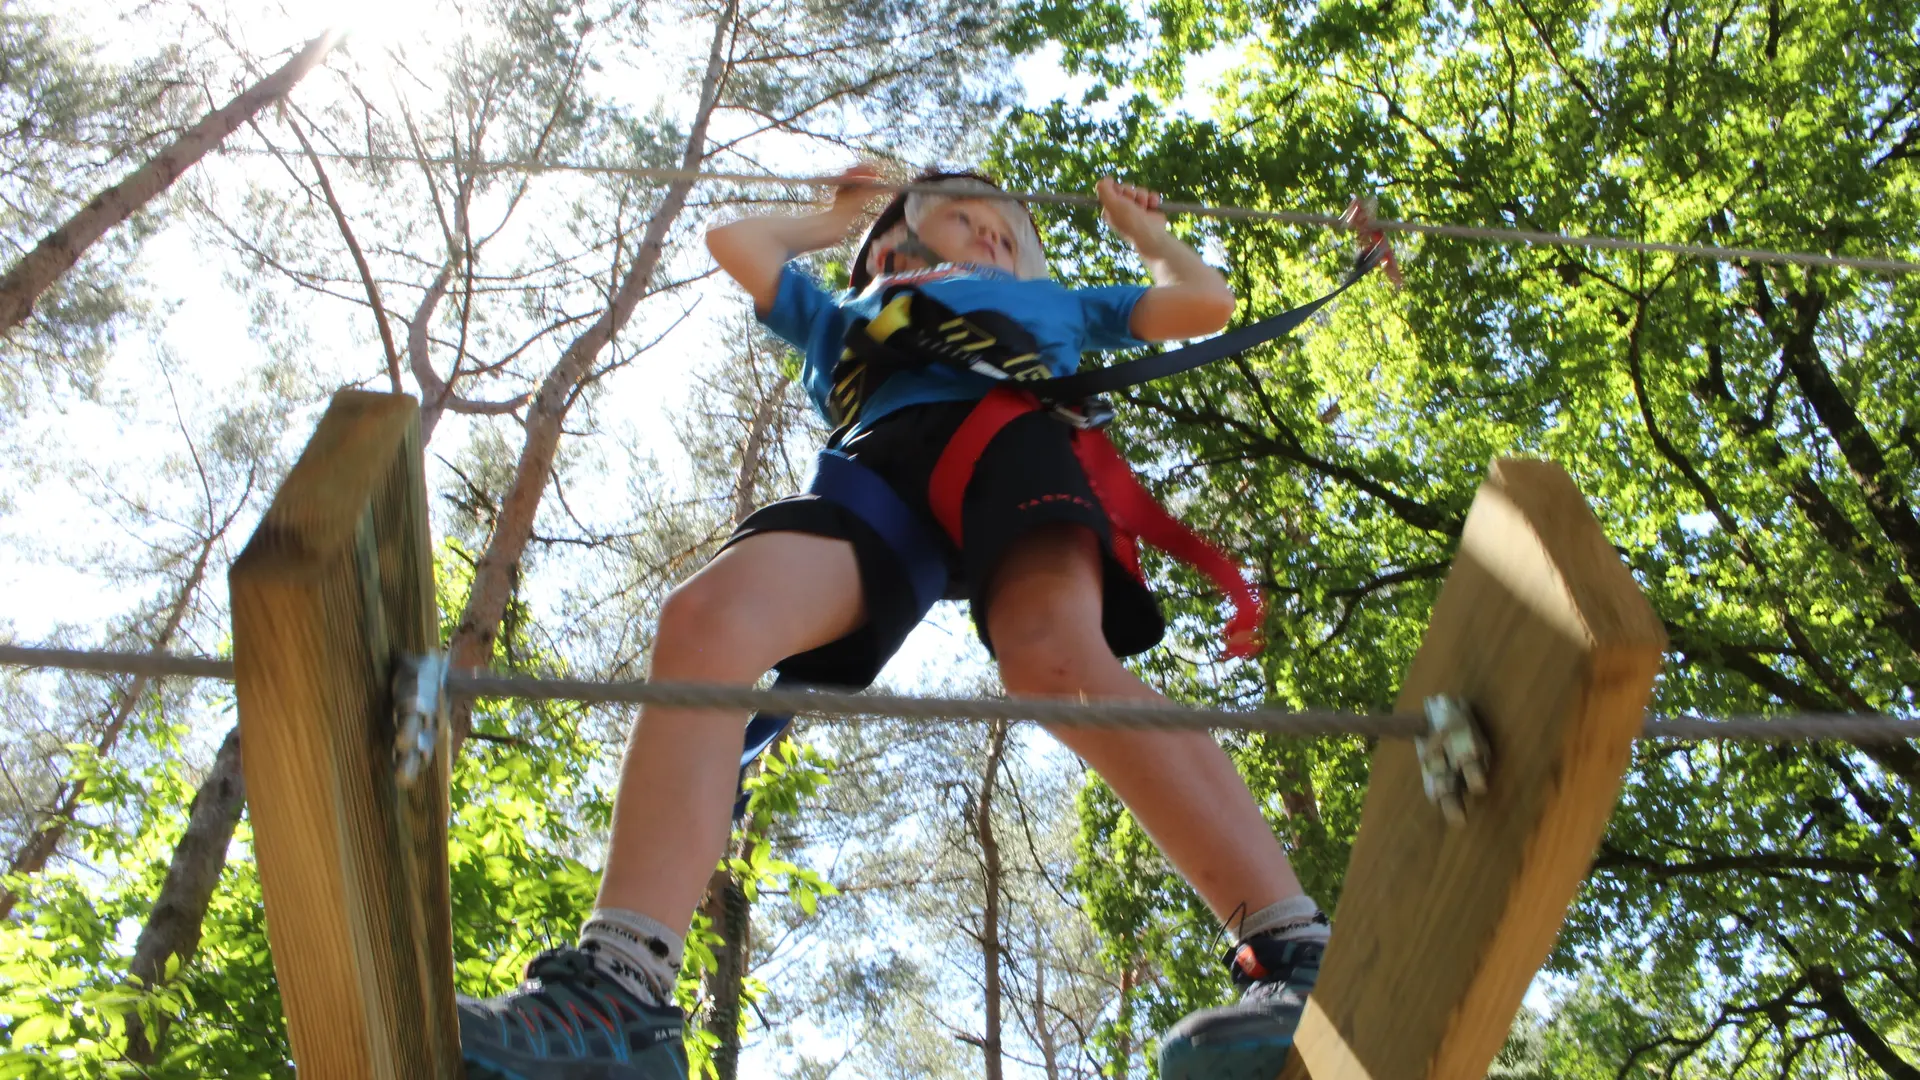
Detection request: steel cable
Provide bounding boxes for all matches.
[4,642,1915,744]
[204,149,1920,275]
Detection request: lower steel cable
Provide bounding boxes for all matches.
[2,642,1914,744]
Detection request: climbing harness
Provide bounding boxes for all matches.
[829,197,1396,436]
[733,448,950,812]
[827,286,1054,432]
[925,385,1265,656]
[730,200,1402,804]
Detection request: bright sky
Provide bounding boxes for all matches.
[0,0,1242,653]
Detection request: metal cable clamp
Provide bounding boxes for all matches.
[393,652,450,788]
[1417,694,1491,824]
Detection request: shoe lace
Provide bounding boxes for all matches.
[489,947,649,1044]
[1208,900,1251,964]
[490,950,594,1036]
[526,947,598,984]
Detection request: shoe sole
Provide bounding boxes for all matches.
[464,1049,663,1080]
[1159,1034,1294,1080]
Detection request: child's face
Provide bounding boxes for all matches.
[913,198,1023,273]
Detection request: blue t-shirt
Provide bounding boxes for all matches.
[759,262,1150,431]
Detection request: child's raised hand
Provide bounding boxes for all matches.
[1096,177,1169,243]
[828,162,888,222]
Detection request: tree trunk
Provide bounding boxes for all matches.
[1281,763,1320,824]
[124,725,248,1062]
[1033,956,1060,1080]
[730,378,788,526]
[445,0,737,747]
[977,720,1009,1080]
[701,870,752,1079]
[1113,958,1134,1080]
[410,260,457,440]
[0,537,213,919]
[702,367,791,1078]
[0,31,341,332]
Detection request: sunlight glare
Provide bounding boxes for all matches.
[322,0,462,68]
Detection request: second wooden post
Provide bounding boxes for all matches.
[1284,458,1667,1080]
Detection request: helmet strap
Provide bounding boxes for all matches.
[871,229,941,279]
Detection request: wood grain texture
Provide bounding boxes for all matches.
[231,391,459,1080]
[1282,458,1666,1080]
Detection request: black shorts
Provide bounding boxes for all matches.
[724,400,1165,689]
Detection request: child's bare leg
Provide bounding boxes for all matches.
[459,531,866,1075]
[984,524,1303,922]
[985,523,1326,1077]
[597,530,866,927]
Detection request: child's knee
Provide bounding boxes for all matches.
[654,577,770,674]
[992,604,1110,693]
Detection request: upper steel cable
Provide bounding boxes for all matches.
[3,643,1914,744]
[210,148,1920,275]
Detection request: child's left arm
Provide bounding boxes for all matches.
[1096,178,1237,341]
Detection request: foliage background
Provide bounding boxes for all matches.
[0,0,1915,1076]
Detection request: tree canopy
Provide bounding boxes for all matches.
[0,0,1915,1075]
[990,0,1919,1073]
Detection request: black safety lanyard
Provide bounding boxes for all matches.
[1020,240,1391,401]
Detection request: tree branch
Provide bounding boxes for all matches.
[1593,846,1909,882]
[1765,277,1920,602]
[1144,394,1465,536]
[1803,965,1919,1079]
[0,30,342,331]
[274,109,402,391]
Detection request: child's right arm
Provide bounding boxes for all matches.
[706,164,883,314]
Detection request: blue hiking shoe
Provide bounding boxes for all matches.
[458,946,688,1080]
[1158,935,1325,1080]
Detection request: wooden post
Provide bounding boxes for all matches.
[231,391,460,1079]
[1283,458,1667,1080]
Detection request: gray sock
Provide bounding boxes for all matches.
[577,907,683,1007]
[1238,895,1332,946]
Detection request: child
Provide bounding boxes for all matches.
[457,165,1333,1080]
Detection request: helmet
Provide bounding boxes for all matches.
[849,169,1047,291]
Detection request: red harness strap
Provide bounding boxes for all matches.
[927,387,1265,658]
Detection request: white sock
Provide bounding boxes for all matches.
[1238,895,1332,946]
[578,907,683,1007]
